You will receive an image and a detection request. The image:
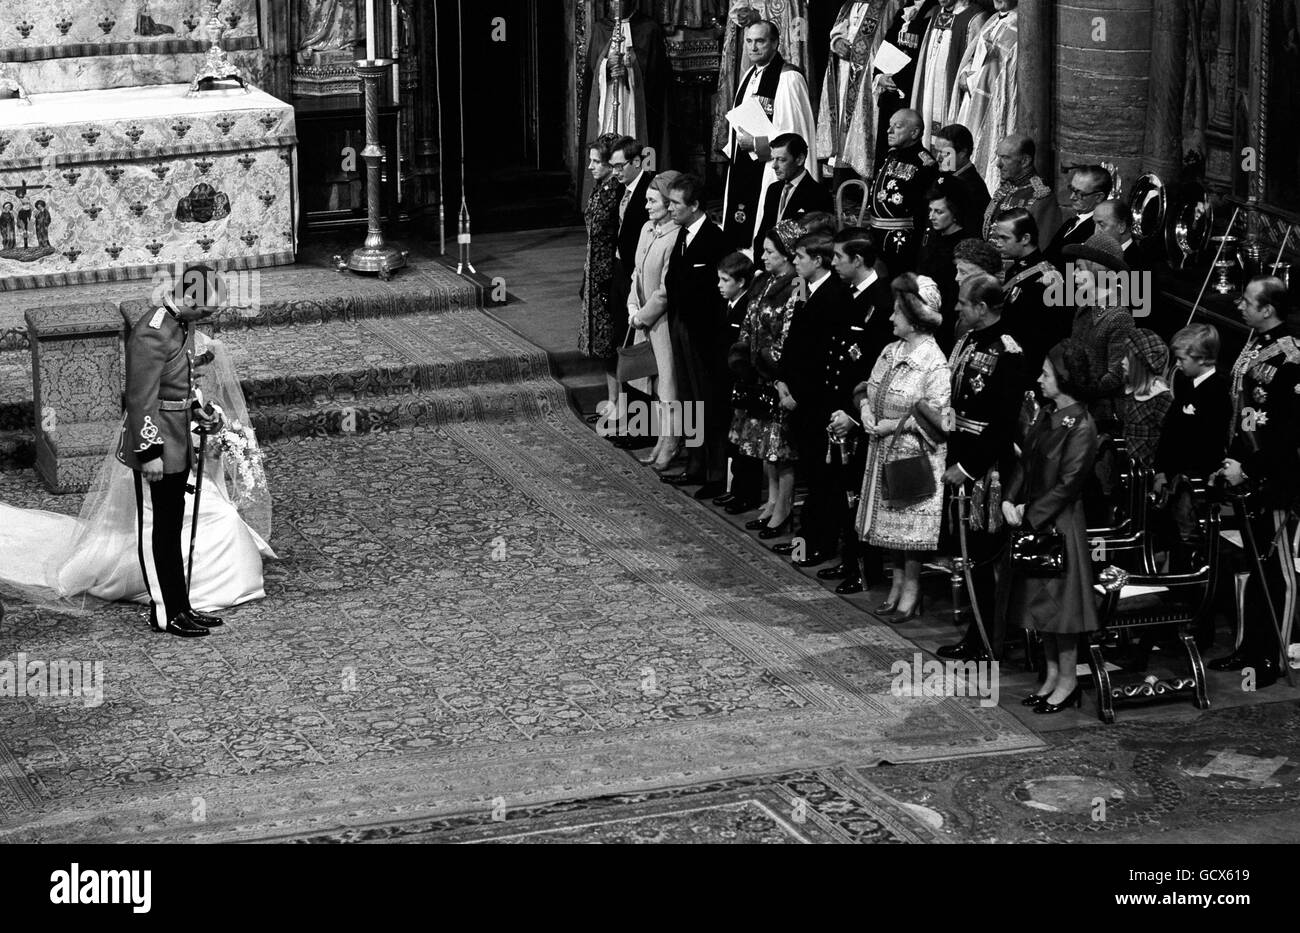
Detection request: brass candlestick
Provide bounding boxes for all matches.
[336,59,408,280]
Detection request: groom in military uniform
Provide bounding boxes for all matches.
[119,264,225,637]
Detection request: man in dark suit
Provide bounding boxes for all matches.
[753,133,832,259]
[119,265,225,638]
[816,227,896,591]
[611,136,653,309]
[1044,164,1110,270]
[932,123,990,238]
[714,251,764,515]
[661,173,731,498]
[772,232,854,566]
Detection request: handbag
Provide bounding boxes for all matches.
[880,416,936,505]
[1009,529,1066,577]
[616,326,658,385]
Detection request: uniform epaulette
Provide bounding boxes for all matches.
[1281,337,1300,365]
[1001,334,1023,354]
[1029,176,1052,200]
[918,149,935,166]
[148,307,167,329]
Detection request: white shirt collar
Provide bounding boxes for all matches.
[784,169,807,189]
[625,169,646,191]
[1075,210,1095,224]
[1120,236,1134,251]
[854,268,879,297]
[806,270,831,295]
[1192,366,1216,388]
[685,213,707,243]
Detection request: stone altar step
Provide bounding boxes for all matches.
[220,313,553,411]
[251,378,570,443]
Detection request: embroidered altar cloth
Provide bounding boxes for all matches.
[0,83,296,290]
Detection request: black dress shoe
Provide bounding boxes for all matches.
[712,492,736,507]
[1208,651,1250,672]
[834,578,863,595]
[936,641,981,661]
[693,482,727,500]
[159,614,209,638]
[725,499,757,515]
[770,541,797,555]
[186,609,224,628]
[757,516,793,540]
[662,472,704,487]
[817,564,849,580]
[794,551,833,568]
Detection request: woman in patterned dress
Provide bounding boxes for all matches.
[626,170,682,471]
[729,220,805,537]
[853,273,951,619]
[580,133,626,418]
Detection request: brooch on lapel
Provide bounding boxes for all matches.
[1061,416,1077,428]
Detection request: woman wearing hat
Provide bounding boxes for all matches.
[1061,232,1138,427]
[1116,328,1173,470]
[729,220,805,539]
[626,170,683,471]
[852,273,951,619]
[1004,339,1101,713]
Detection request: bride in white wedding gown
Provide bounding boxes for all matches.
[0,335,275,615]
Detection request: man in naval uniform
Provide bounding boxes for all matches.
[990,207,1067,389]
[867,108,939,277]
[935,273,1023,662]
[721,19,818,252]
[1210,276,1300,687]
[118,267,225,638]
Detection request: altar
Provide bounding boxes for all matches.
[0,82,297,290]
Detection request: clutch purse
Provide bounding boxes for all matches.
[1009,530,1065,577]
[616,328,658,385]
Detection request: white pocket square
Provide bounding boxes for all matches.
[692,263,707,268]
[1182,404,1196,414]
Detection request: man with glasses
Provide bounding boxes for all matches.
[1045,165,1111,271]
[611,137,653,314]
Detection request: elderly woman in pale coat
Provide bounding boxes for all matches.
[626,170,682,471]
[853,273,951,621]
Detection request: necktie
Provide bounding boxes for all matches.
[619,186,633,224]
[676,225,689,257]
[778,181,794,219]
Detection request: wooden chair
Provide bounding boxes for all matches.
[1087,488,1221,723]
[835,178,869,231]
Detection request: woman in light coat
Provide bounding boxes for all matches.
[627,170,682,471]
[853,273,951,620]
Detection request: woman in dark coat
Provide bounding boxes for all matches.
[579,133,625,419]
[1002,338,1100,714]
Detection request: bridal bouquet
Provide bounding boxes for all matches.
[204,404,267,504]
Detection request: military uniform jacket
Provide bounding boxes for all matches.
[869,141,938,230]
[982,170,1062,242]
[1228,323,1300,510]
[781,274,859,423]
[946,319,1024,484]
[116,305,198,474]
[1002,250,1067,382]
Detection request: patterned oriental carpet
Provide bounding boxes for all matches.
[0,279,1044,843]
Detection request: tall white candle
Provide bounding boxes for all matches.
[366,0,376,60]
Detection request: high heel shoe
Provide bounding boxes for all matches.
[875,599,900,614]
[757,515,793,539]
[744,515,772,531]
[651,439,682,472]
[1032,684,1083,714]
[1021,692,1050,707]
[888,597,923,623]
